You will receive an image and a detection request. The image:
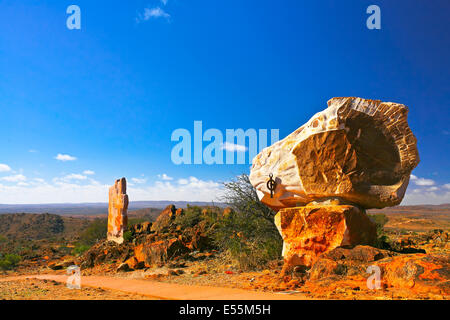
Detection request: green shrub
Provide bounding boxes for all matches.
[78,219,107,246]
[369,213,389,234]
[174,205,203,228]
[128,218,148,227]
[71,244,91,256]
[0,253,22,270]
[123,230,133,242]
[368,213,391,249]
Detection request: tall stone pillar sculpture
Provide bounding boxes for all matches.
[249,97,420,271]
[107,178,129,244]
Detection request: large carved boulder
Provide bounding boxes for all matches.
[250,97,420,210]
[107,178,129,244]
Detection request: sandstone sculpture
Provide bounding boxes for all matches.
[249,97,420,269]
[250,97,419,210]
[275,204,377,267]
[107,178,129,244]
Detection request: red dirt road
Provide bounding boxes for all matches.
[0,275,308,300]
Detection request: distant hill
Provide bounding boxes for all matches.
[0,213,90,241]
[0,201,226,215]
[128,207,162,222]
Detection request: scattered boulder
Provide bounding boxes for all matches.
[117,262,132,272]
[133,237,189,268]
[78,240,133,269]
[132,222,152,234]
[175,208,184,218]
[306,245,449,295]
[309,245,397,280]
[378,253,450,294]
[151,205,176,232]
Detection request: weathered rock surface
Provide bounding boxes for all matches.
[107,178,129,244]
[275,205,377,268]
[151,204,176,233]
[250,97,420,210]
[307,246,449,295]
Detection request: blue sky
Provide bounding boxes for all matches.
[0,0,449,204]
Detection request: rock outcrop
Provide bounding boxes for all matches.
[276,205,377,268]
[250,97,419,210]
[107,178,129,244]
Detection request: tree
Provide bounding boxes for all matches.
[220,174,275,222]
[214,174,282,270]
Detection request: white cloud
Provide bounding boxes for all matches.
[55,154,77,162]
[410,174,435,186]
[402,176,450,205]
[0,174,27,182]
[221,142,248,152]
[29,149,38,153]
[0,176,222,204]
[158,173,173,181]
[64,174,87,181]
[137,7,170,22]
[161,0,168,5]
[0,181,110,204]
[131,177,147,184]
[403,188,450,205]
[0,164,12,172]
[83,170,95,175]
[128,176,223,202]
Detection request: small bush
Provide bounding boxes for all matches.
[123,230,133,242]
[71,244,91,256]
[0,253,22,270]
[369,213,391,249]
[213,210,282,270]
[174,205,203,229]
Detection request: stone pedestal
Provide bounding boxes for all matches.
[107,178,129,244]
[275,205,377,268]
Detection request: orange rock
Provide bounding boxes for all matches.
[378,254,449,294]
[275,205,376,268]
[151,205,176,232]
[175,208,184,217]
[222,207,234,218]
[133,237,189,267]
[124,257,139,270]
[107,178,129,244]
